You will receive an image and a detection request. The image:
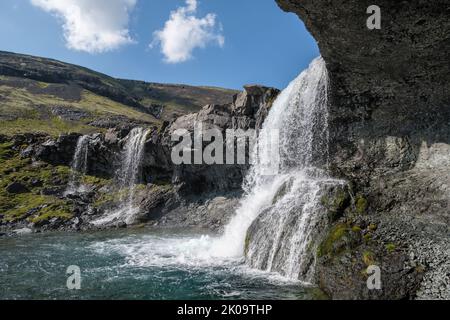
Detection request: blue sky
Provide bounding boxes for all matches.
[0,0,318,90]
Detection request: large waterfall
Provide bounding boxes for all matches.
[65,135,91,195]
[93,128,150,226]
[212,57,339,282]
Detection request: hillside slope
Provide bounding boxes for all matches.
[0,51,238,136]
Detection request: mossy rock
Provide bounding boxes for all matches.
[362,251,376,266]
[0,142,15,160]
[355,195,368,214]
[1,193,72,222]
[0,150,73,223]
[321,186,351,222]
[317,223,362,258]
[310,288,330,300]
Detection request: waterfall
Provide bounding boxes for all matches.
[65,135,90,195]
[212,57,340,282]
[92,128,150,226]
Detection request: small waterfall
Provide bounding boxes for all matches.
[118,128,150,193]
[93,128,150,226]
[65,135,90,195]
[212,57,339,282]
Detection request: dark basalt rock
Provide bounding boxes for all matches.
[33,133,81,166]
[276,0,450,299]
[164,85,279,195]
[6,182,29,194]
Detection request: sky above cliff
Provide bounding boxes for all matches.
[0,0,318,89]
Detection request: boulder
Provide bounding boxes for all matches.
[6,182,29,194]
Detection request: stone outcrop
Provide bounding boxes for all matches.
[1,85,278,235]
[164,86,279,195]
[276,0,450,299]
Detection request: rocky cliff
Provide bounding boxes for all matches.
[0,85,278,233]
[276,0,450,299]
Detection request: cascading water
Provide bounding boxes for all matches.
[93,127,150,226]
[211,57,341,282]
[118,127,150,194]
[65,135,90,195]
[91,58,338,284]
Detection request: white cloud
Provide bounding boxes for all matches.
[152,0,225,63]
[30,0,137,53]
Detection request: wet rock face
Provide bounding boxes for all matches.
[276,0,450,182]
[33,133,81,166]
[164,85,279,195]
[276,0,450,299]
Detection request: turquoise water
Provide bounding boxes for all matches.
[0,228,312,300]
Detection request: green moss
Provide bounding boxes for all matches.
[81,175,110,187]
[385,243,396,253]
[310,288,329,300]
[317,223,349,258]
[37,82,50,89]
[333,189,348,209]
[93,187,134,208]
[1,193,71,222]
[317,220,365,259]
[0,142,15,160]
[0,84,159,136]
[0,117,97,137]
[368,223,378,231]
[29,204,72,224]
[0,152,73,223]
[355,195,368,214]
[362,251,376,266]
[363,233,372,243]
[152,178,172,187]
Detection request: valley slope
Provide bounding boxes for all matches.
[0,51,238,136]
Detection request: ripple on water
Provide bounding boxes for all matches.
[0,229,314,300]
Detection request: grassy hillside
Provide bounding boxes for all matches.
[0,51,238,136]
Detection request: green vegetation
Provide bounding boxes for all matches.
[0,146,72,223]
[385,243,396,253]
[0,51,239,137]
[0,117,97,137]
[81,174,111,188]
[0,142,14,160]
[355,195,368,214]
[0,84,158,136]
[310,288,330,300]
[362,251,376,266]
[317,223,352,258]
